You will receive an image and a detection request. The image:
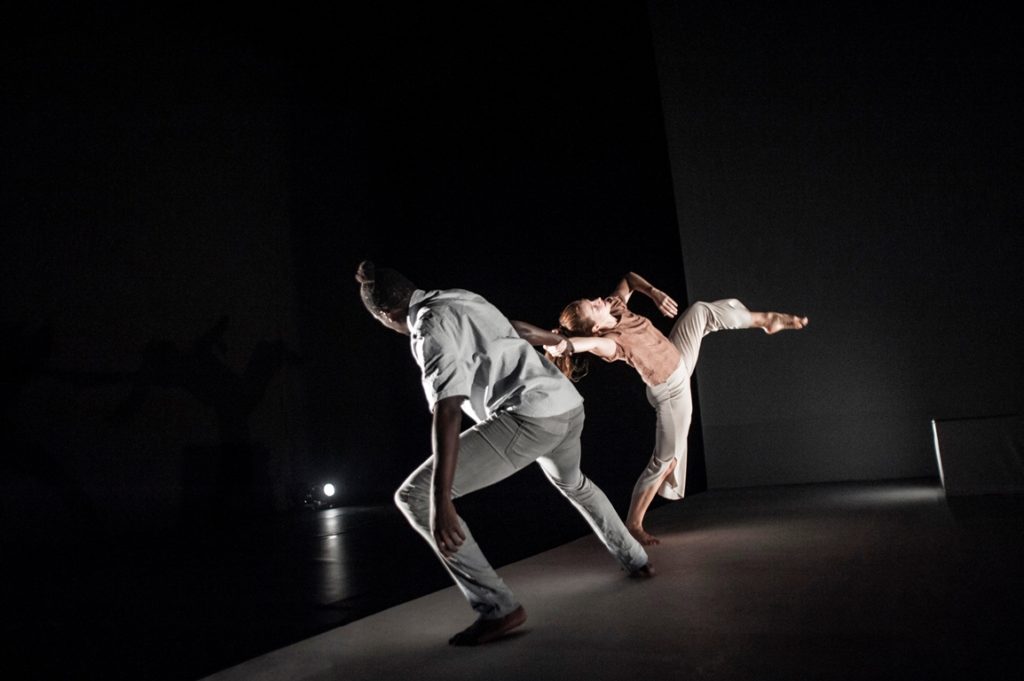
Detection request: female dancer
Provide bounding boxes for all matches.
[512,272,808,545]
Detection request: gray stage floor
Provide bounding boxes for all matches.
[199,479,1024,681]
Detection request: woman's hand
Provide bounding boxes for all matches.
[651,288,679,318]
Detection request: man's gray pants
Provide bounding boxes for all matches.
[395,405,649,620]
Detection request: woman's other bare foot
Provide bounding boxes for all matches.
[628,525,661,546]
[448,605,527,646]
[753,311,809,334]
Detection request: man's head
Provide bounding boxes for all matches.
[356,260,417,335]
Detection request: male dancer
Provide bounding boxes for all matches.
[355,260,653,646]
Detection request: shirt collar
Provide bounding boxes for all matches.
[406,289,429,331]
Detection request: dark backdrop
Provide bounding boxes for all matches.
[2,4,307,541]
[287,2,690,540]
[4,0,1020,552]
[2,2,685,546]
[648,1,1023,488]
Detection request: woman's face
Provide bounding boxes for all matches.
[578,297,616,333]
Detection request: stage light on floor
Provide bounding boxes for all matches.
[301,481,342,510]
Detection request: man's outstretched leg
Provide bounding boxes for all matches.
[532,408,654,577]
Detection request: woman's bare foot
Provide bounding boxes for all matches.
[448,605,527,646]
[628,525,661,546]
[753,311,809,334]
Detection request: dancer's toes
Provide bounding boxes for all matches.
[763,312,808,334]
[448,605,527,646]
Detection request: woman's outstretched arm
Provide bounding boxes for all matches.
[547,335,618,360]
[510,320,618,359]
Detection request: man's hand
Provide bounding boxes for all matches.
[543,338,569,357]
[432,497,465,557]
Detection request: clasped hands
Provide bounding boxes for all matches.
[543,331,572,358]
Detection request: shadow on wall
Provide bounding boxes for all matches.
[0,317,302,542]
[0,322,101,539]
[108,315,303,527]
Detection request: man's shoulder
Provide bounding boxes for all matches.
[417,287,486,306]
[411,289,487,334]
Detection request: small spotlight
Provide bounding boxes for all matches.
[300,480,341,510]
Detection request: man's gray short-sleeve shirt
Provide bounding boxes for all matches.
[407,288,583,422]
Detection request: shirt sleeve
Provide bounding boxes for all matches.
[411,310,473,409]
[598,336,626,363]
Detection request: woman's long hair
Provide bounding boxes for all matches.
[547,300,592,382]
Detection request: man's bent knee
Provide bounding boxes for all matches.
[550,473,588,496]
[394,482,427,521]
